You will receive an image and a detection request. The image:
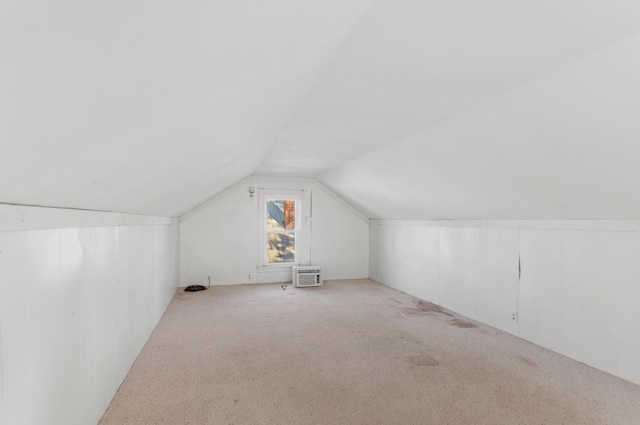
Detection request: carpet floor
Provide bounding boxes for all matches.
[99,279,640,424]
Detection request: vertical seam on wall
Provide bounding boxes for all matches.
[437,227,442,306]
[614,234,618,375]
[57,229,64,423]
[177,220,181,287]
[251,176,258,279]
[581,231,585,363]
[471,229,476,320]
[112,225,119,396]
[517,229,521,335]
[309,190,313,265]
[26,231,32,425]
[152,227,157,322]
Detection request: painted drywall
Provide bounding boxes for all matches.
[309,182,369,280]
[321,32,640,220]
[370,220,640,385]
[1,0,373,217]
[4,2,638,220]
[0,205,179,425]
[179,176,368,286]
[0,204,176,232]
[259,1,640,179]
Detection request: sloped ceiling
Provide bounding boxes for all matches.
[0,0,373,216]
[2,1,639,219]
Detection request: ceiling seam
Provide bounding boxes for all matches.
[249,0,377,173]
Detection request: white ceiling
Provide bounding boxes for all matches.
[2,1,639,218]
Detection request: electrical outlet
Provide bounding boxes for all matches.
[511,312,518,321]
[248,274,252,280]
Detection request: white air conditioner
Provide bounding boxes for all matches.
[292,266,323,287]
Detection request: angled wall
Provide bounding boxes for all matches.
[370,220,640,386]
[180,176,369,286]
[0,205,179,425]
[320,34,640,221]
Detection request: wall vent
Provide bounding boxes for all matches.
[292,266,323,287]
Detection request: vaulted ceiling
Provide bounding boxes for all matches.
[2,1,639,219]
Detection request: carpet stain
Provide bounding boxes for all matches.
[397,334,423,345]
[516,354,538,368]
[448,319,477,329]
[403,299,454,317]
[175,291,191,300]
[407,354,439,367]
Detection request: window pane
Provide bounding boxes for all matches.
[267,232,296,263]
[267,200,296,230]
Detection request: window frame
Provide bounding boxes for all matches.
[265,197,299,264]
[258,189,309,268]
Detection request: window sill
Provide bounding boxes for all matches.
[256,264,297,273]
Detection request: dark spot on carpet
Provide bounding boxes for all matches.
[403,299,454,317]
[449,319,477,328]
[407,355,439,367]
[397,334,423,345]
[516,354,538,368]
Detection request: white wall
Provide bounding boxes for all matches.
[320,33,640,221]
[0,205,180,425]
[180,176,369,286]
[370,220,640,386]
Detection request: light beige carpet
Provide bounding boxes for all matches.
[99,279,640,424]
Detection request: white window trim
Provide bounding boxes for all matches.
[257,188,310,268]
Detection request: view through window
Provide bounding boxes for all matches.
[266,199,297,263]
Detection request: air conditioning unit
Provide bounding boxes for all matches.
[292,266,323,287]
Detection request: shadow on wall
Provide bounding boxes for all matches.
[267,199,296,263]
[267,233,295,262]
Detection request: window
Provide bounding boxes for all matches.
[266,198,297,263]
[258,189,309,268]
